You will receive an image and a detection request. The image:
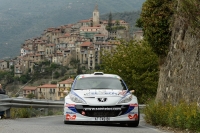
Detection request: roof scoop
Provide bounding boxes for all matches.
[93,72,104,75]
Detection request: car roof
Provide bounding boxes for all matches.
[76,72,122,79]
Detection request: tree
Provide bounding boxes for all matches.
[26,93,35,99]
[107,12,113,32]
[138,0,174,58]
[100,40,159,103]
[20,73,31,84]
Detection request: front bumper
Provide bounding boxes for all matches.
[64,104,139,122]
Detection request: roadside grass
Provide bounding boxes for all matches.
[144,100,200,132]
[10,108,63,119]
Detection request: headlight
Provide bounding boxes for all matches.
[69,94,85,103]
[118,94,132,104]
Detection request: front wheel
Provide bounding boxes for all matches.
[64,121,70,124]
[127,107,140,127]
[127,120,139,127]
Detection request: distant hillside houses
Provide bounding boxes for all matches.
[0,5,143,76]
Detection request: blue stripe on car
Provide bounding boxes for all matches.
[123,105,135,115]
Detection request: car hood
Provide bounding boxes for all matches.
[72,89,129,105]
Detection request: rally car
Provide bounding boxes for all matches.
[63,72,139,127]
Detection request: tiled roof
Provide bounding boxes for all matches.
[58,33,71,38]
[23,47,30,51]
[0,60,4,63]
[80,41,92,47]
[79,19,91,23]
[59,78,74,84]
[37,84,57,88]
[46,44,55,47]
[64,33,71,37]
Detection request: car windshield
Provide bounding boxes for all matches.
[73,77,127,90]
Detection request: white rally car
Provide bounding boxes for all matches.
[63,72,139,127]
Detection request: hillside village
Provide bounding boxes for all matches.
[0,5,143,100]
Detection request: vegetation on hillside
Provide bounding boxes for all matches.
[179,0,200,31]
[0,60,84,96]
[100,40,159,104]
[136,0,175,58]
[101,10,141,33]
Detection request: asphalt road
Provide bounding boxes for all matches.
[0,115,172,133]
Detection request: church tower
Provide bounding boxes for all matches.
[93,5,99,26]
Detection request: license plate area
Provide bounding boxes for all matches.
[94,117,110,121]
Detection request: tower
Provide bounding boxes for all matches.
[93,5,99,26]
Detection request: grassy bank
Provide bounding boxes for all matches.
[144,101,200,132]
[10,108,63,119]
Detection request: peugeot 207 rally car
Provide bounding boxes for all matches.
[63,72,139,127]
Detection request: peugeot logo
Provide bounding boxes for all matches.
[98,98,107,102]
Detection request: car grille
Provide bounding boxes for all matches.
[75,105,129,117]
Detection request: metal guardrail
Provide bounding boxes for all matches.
[0,95,64,118]
[0,94,146,118]
[0,97,64,111]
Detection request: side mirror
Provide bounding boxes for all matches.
[130,90,135,93]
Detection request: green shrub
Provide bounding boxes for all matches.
[144,101,200,132]
[10,108,33,118]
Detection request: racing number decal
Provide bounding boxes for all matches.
[128,114,138,120]
[66,114,76,120]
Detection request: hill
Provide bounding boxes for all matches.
[0,0,145,59]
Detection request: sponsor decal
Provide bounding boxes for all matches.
[66,114,76,120]
[84,107,121,111]
[65,112,76,114]
[118,90,127,95]
[128,114,138,120]
[84,91,118,96]
[65,104,75,107]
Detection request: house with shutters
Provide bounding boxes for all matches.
[23,86,37,98]
[57,78,74,100]
[0,60,8,70]
[36,84,58,100]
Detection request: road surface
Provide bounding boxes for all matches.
[0,114,172,133]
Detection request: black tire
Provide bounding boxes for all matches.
[64,121,69,124]
[127,120,139,127]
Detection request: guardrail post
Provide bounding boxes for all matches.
[45,108,48,116]
[5,108,11,118]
